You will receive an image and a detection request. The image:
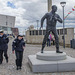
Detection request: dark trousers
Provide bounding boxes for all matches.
[42,28,59,51]
[0,50,8,63]
[47,39,51,46]
[15,51,23,67]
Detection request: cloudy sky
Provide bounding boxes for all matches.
[0,0,75,34]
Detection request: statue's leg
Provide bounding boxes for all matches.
[52,29,63,53]
[41,30,50,53]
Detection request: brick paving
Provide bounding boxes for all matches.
[0,39,75,75]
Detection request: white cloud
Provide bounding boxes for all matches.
[0,0,75,34]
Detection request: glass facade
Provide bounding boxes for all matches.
[7,27,11,31]
[0,26,12,34]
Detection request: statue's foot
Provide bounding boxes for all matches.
[41,50,43,53]
[56,51,63,53]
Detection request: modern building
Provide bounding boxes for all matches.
[0,14,15,34]
[26,25,74,47]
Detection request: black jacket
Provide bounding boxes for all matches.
[12,38,25,51]
[0,34,9,50]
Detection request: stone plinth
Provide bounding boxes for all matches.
[28,51,75,73]
[36,51,66,61]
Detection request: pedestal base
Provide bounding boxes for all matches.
[28,51,75,72]
[36,51,66,61]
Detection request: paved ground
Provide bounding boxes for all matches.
[0,39,75,75]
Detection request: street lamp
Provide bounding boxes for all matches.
[36,20,39,30]
[6,16,8,34]
[60,2,66,48]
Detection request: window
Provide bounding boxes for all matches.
[32,31,34,35]
[36,30,38,35]
[2,27,7,31]
[65,29,67,34]
[57,30,59,35]
[60,29,67,35]
[0,27,2,30]
[8,27,11,31]
[43,30,46,35]
[39,30,42,35]
[60,29,63,35]
[30,31,31,35]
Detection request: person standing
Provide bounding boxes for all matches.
[12,35,25,70]
[47,34,52,46]
[0,30,9,64]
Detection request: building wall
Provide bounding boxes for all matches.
[0,14,15,34]
[59,28,74,45]
[26,28,74,46]
[26,30,44,44]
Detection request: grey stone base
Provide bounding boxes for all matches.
[28,55,75,72]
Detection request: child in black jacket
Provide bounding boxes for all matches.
[12,35,25,70]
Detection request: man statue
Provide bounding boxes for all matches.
[40,5,63,53]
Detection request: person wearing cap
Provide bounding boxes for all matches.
[12,35,25,70]
[0,30,9,64]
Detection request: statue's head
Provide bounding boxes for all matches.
[52,5,57,12]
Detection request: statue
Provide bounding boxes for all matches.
[40,5,63,53]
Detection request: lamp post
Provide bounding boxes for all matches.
[48,0,52,12]
[60,2,66,48]
[6,16,8,34]
[36,20,39,30]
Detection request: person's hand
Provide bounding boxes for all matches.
[12,51,15,54]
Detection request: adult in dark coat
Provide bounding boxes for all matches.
[12,35,25,70]
[0,30,9,64]
[40,5,63,53]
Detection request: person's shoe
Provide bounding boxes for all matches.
[6,59,8,63]
[56,51,63,53]
[16,67,19,70]
[19,67,22,70]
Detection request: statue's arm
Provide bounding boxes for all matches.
[56,15,62,23]
[41,13,47,29]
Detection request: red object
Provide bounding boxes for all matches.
[72,8,74,11]
[49,34,52,41]
[68,13,70,14]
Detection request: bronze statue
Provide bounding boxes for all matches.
[40,5,63,53]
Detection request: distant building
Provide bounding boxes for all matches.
[11,28,19,36]
[26,25,74,47]
[0,14,15,34]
